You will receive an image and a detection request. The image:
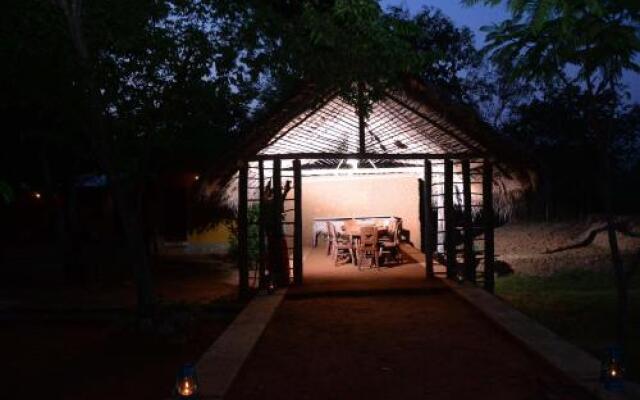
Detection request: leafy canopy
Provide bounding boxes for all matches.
[463,0,640,95]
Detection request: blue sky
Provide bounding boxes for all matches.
[381,0,640,103]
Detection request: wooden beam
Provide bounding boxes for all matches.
[444,159,456,279]
[272,159,287,286]
[462,160,475,283]
[254,152,482,161]
[358,83,366,155]
[424,159,434,278]
[293,159,303,285]
[238,162,249,298]
[258,160,266,288]
[483,159,495,293]
[359,111,366,155]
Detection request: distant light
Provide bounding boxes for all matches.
[34,192,41,199]
[194,175,200,182]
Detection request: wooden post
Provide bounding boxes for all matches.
[483,159,495,292]
[358,111,366,155]
[293,159,303,285]
[358,83,366,155]
[444,159,456,278]
[272,159,286,285]
[423,160,434,278]
[238,162,249,298]
[258,160,266,287]
[462,160,475,283]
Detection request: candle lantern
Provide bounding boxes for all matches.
[601,346,625,391]
[174,363,199,399]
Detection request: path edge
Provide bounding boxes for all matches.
[440,277,640,400]
[194,288,287,399]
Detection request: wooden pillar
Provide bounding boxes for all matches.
[423,160,434,278]
[358,112,366,155]
[293,159,303,285]
[238,162,249,298]
[258,160,266,287]
[462,160,475,283]
[272,159,286,286]
[483,159,495,292]
[358,83,366,155]
[444,159,456,278]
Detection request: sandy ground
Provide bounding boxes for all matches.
[225,248,593,400]
[495,221,640,275]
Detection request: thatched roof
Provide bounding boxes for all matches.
[197,77,536,221]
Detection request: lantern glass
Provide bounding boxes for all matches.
[175,364,198,398]
[601,346,625,391]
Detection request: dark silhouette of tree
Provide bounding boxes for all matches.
[465,0,640,352]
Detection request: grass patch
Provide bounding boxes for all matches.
[496,268,640,382]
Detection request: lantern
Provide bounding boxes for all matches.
[174,364,199,399]
[263,270,276,294]
[601,346,624,391]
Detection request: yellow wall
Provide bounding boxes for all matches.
[188,222,232,244]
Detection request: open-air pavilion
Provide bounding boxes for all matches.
[223,79,531,296]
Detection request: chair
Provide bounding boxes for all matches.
[327,222,354,265]
[379,219,402,265]
[356,225,379,269]
[343,218,359,235]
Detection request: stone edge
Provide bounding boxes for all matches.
[440,277,640,400]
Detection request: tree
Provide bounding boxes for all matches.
[213,0,427,115]
[387,6,485,105]
[464,0,640,351]
[0,0,254,314]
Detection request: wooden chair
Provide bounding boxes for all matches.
[327,222,354,265]
[343,218,359,235]
[356,225,379,269]
[379,219,402,265]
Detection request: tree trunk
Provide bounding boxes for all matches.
[600,145,629,351]
[54,0,154,314]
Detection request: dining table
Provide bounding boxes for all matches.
[311,216,402,247]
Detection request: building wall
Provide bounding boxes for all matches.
[300,174,421,249]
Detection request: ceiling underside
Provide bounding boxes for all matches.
[258,90,485,157]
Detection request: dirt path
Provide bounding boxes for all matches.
[224,249,594,400]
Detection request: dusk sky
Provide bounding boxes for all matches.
[382,0,640,103]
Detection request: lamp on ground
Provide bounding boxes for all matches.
[174,364,199,399]
[601,346,624,391]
